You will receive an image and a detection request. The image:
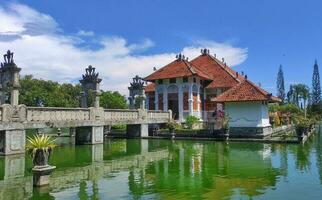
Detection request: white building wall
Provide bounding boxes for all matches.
[225,101,271,127]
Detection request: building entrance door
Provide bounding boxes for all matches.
[168,93,179,120]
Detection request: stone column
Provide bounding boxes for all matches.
[178,85,183,122]
[3,154,25,180]
[11,89,19,106]
[75,126,104,145]
[197,85,201,118]
[154,91,159,110]
[91,144,103,162]
[126,124,149,137]
[146,94,149,110]
[163,85,168,111]
[188,84,193,116]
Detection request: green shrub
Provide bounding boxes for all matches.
[185,115,199,129]
[111,124,126,130]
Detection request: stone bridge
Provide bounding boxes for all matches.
[0,50,171,155]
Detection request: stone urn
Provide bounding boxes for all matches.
[33,149,51,167]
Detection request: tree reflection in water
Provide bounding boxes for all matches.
[0,130,322,200]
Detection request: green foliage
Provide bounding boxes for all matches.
[26,134,56,158]
[276,65,285,102]
[269,103,302,114]
[111,124,126,130]
[100,91,128,109]
[19,75,128,109]
[287,84,310,107]
[20,75,81,107]
[185,115,199,129]
[312,60,321,105]
[167,121,178,132]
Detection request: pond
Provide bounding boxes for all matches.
[0,125,322,200]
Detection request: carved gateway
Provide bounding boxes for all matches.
[80,65,102,108]
[128,75,146,109]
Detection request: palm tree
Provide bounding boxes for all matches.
[292,84,310,118]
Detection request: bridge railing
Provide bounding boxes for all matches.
[147,110,171,122]
[27,107,91,122]
[103,109,139,121]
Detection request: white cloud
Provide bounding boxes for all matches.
[0,3,248,95]
[77,30,94,37]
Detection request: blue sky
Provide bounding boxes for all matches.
[0,0,321,95]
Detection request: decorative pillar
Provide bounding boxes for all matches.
[188,84,193,116]
[197,86,201,118]
[178,85,183,122]
[154,90,159,110]
[163,85,168,111]
[0,50,21,106]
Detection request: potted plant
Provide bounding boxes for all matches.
[26,134,56,168]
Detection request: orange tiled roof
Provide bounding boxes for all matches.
[144,57,212,81]
[213,79,281,103]
[190,54,243,89]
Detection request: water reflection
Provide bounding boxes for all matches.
[0,127,321,199]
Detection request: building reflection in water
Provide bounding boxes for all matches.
[0,130,321,199]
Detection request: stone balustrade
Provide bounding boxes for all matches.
[0,104,171,130]
[27,107,91,122]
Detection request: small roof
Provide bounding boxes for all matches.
[144,55,212,81]
[213,79,281,103]
[145,83,155,93]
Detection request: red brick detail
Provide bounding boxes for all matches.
[193,93,198,110]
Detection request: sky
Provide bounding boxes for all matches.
[0,0,321,95]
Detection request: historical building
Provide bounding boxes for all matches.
[144,49,280,136]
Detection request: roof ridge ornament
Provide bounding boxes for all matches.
[176,53,185,60]
[201,48,210,55]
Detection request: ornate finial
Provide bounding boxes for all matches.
[201,48,209,55]
[81,65,102,83]
[245,75,248,79]
[222,58,225,62]
[214,54,216,58]
[130,75,145,88]
[2,50,15,65]
[236,72,238,77]
[241,71,244,75]
[153,67,157,71]
[176,53,185,60]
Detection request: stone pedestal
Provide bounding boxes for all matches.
[0,129,25,155]
[32,165,56,187]
[75,126,104,145]
[126,124,149,137]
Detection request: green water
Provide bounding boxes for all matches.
[1,127,322,199]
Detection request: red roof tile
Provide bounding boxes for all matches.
[144,57,212,81]
[213,79,281,103]
[190,54,243,88]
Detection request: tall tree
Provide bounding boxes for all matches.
[312,60,321,105]
[276,65,285,102]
